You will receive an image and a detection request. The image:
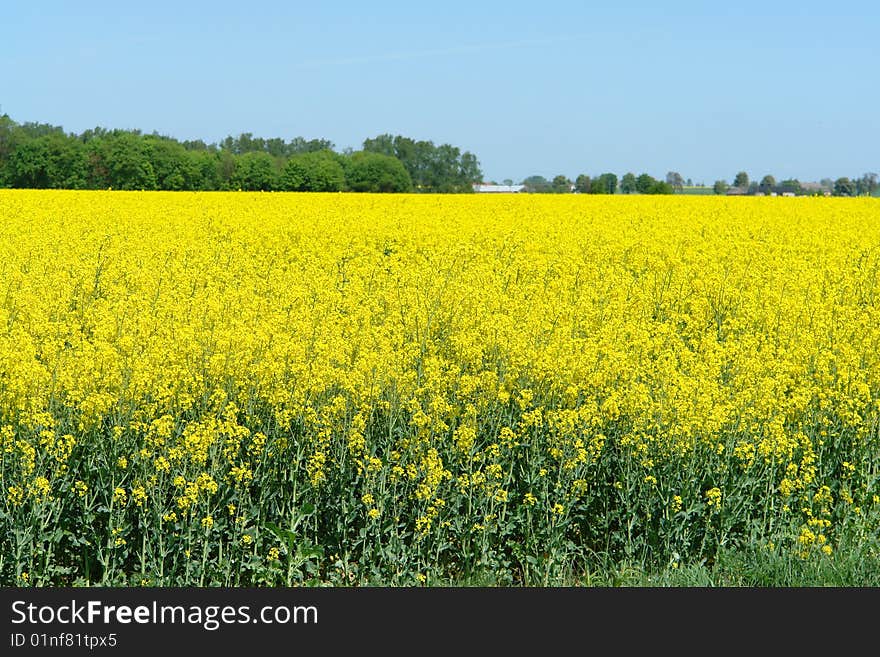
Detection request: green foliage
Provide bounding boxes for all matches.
[733,171,749,188]
[620,172,637,194]
[522,175,552,193]
[551,175,572,193]
[635,173,656,194]
[344,151,413,192]
[0,113,469,193]
[230,152,280,191]
[574,174,591,194]
[665,171,684,192]
[647,180,674,194]
[3,133,88,189]
[281,150,346,192]
[363,134,481,193]
[86,132,158,190]
[833,177,856,197]
[591,173,618,195]
[777,179,802,195]
[713,180,729,195]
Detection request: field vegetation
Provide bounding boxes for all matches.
[2,190,880,586]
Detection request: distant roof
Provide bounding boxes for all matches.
[473,184,525,193]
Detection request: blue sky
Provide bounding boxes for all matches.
[2,1,877,185]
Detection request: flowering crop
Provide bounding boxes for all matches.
[1,189,879,585]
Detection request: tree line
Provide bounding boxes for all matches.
[0,114,483,193]
[712,171,878,197]
[519,171,678,194]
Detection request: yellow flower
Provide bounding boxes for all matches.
[705,487,722,508]
[7,485,24,506]
[112,487,127,505]
[131,486,147,507]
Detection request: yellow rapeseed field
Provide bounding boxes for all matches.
[1,189,879,585]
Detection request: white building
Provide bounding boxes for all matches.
[473,183,525,193]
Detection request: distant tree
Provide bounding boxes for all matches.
[759,174,776,194]
[287,137,336,156]
[778,179,802,195]
[502,178,514,186]
[733,171,749,188]
[230,151,279,191]
[281,150,345,192]
[3,133,88,189]
[522,175,552,193]
[188,150,221,190]
[591,172,618,195]
[551,174,572,193]
[345,151,412,192]
[833,177,856,197]
[144,135,200,190]
[85,132,158,190]
[713,180,729,195]
[857,172,878,196]
[635,173,656,194]
[574,174,591,194]
[665,171,684,192]
[820,178,834,190]
[363,133,481,193]
[647,180,674,194]
[0,114,22,182]
[620,172,638,194]
[686,177,693,186]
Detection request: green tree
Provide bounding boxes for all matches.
[733,171,749,188]
[3,133,88,189]
[759,174,776,194]
[592,173,618,195]
[778,179,802,195]
[286,137,335,156]
[833,177,856,197]
[281,150,346,192]
[620,172,637,194]
[230,151,279,191]
[713,180,729,195]
[665,171,684,192]
[857,172,878,196]
[188,150,221,190]
[344,151,412,192]
[551,175,572,193]
[574,174,591,194]
[522,175,552,193]
[144,135,200,190]
[363,134,481,193]
[635,173,656,194]
[85,132,158,190]
[647,180,674,194]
